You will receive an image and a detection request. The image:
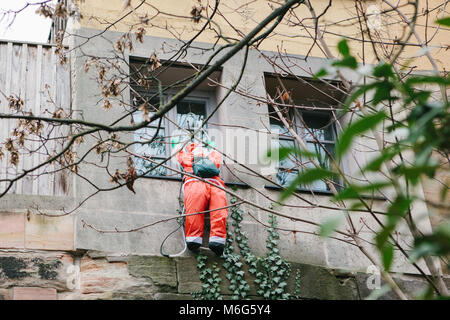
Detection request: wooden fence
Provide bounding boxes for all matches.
[0,40,70,196]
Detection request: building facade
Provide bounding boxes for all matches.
[0,0,448,300]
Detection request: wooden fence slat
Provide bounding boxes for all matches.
[3,42,13,193]
[22,44,36,195]
[0,43,7,193]
[31,45,43,195]
[15,44,28,194]
[54,56,70,196]
[9,44,23,194]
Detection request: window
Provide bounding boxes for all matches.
[269,105,338,192]
[264,74,344,192]
[131,91,214,177]
[176,99,208,141]
[132,94,168,177]
[269,105,298,187]
[129,59,221,178]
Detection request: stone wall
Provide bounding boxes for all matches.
[0,249,444,300]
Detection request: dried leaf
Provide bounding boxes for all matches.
[125,166,137,194]
[148,53,162,71]
[190,4,203,23]
[281,90,291,103]
[135,27,146,43]
[103,100,113,110]
[10,151,19,166]
[110,169,123,184]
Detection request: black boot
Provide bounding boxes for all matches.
[187,242,201,253]
[208,242,224,257]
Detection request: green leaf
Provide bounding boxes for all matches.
[267,146,316,161]
[337,111,386,159]
[392,163,439,185]
[387,195,413,218]
[436,17,450,26]
[440,184,449,202]
[376,195,412,249]
[314,68,328,79]
[412,222,450,259]
[334,181,392,201]
[375,227,392,250]
[332,56,358,69]
[373,62,394,78]
[381,243,394,271]
[280,168,333,201]
[337,39,351,56]
[342,82,379,112]
[319,215,344,238]
[372,81,395,105]
[409,241,441,263]
[363,146,400,172]
[405,75,450,86]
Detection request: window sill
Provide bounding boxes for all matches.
[264,184,335,196]
[264,184,387,200]
[140,174,250,188]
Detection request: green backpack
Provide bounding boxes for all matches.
[193,156,220,178]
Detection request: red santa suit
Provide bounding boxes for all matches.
[176,142,228,256]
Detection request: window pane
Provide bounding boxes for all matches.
[276,169,298,187]
[268,105,291,136]
[303,142,335,191]
[132,96,163,126]
[131,94,167,176]
[134,127,166,157]
[302,113,334,141]
[134,157,167,177]
[278,139,297,169]
[306,142,334,170]
[177,100,206,130]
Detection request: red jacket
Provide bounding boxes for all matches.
[176,142,221,176]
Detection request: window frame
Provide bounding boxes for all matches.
[269,104,339,192]
[130,86,218,178]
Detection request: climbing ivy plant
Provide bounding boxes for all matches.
[253,214,292,299]
[222,197,253,300]
[193,197,301,300]
[192,252,223,300]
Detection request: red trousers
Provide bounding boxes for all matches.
[183,177,228,246]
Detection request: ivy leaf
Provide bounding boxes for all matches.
[337,111,386,159]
